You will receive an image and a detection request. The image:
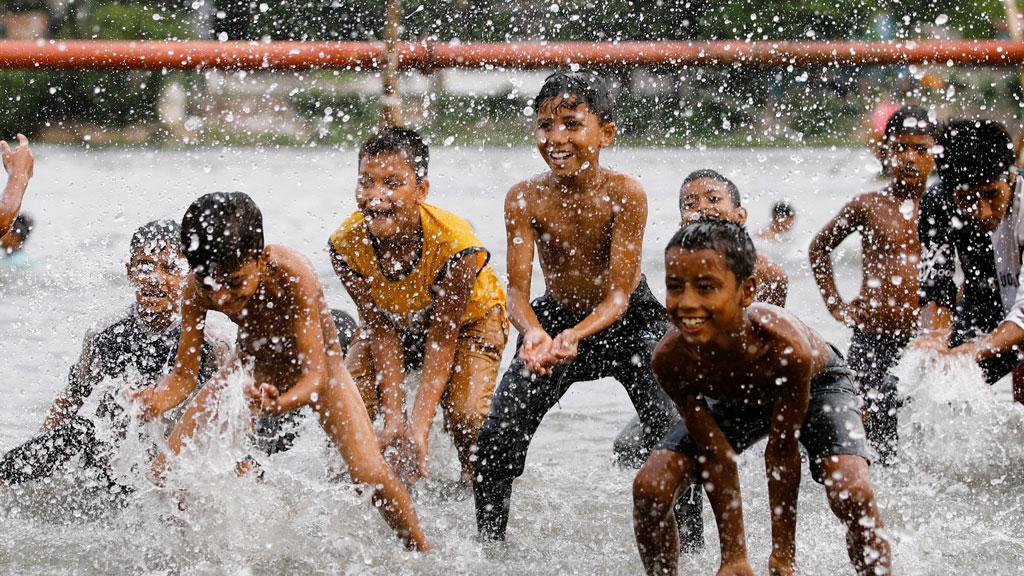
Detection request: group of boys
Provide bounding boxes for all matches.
[5,70,1024,575]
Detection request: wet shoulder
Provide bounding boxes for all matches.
[748,303,826,370]
[505,173,553,208]
[650,328,692,388]
[264,245,318,288]
[603,169,646,204]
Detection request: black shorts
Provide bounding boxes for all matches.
[657,348,871,484]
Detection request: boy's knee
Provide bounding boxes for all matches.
[633,460,683,514]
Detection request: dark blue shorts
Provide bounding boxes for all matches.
[657,348,871,484]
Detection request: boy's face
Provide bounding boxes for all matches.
[356,150,428,240]
[885,132,935,189]
[679,178,746,225]
[535,96,615,178]
[664,246,755,347]
[195,258,263,316]
[953,176,1014,232]
[127,246,186,327]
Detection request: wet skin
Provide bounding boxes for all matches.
[679,176,788,307]
[506,96,646,372]
[810,132,935,335]
[0,133,32,239]
[632,247,889,576]
[134,244,429,551]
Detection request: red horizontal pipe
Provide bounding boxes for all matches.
[1,39,1024,70]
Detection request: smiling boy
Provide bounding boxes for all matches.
[329,127,507,487]
[632,221,889,576]
[473,71,676,541]
[133,192,428,551]
[810,105,935,463]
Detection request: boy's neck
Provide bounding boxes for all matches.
[692,313,754,357]
[373,218,424,267]
[553,162,605,195]
[887,180,925,201]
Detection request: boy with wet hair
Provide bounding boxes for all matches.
[679,169,788,306]
[917,119,1024,381]
[633,221,889,576]
[0,134,32,239]
[133,192,429,551]
[810,104,936,463]
[473,70,676,540]
[0,220,225,489]
[330,127,507,487]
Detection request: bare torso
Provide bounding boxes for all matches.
[854,192,921,333]
[521,170,640,312]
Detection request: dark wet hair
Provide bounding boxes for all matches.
[130,219,180,256]
[935,119,1014,190]
[666,220,757,282]
[682,169,741,207]
[359,126,429,182]
[771,201,795,220]
[884,105,934,141]
[534,70,615,125]
[8,213,32,240]
[180,192,264,274]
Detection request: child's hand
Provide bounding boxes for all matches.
[911,334,950,354]
[125,386,160,421]
[520,327,555,376]
[716,559,755,576]
[832,299,868,328]
[551,328,581,363]
[245,382,282,416]
[381,429,427,486]
[1,134,33,180]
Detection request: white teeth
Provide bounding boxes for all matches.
[550,151,571,160]
[680,318,705,328]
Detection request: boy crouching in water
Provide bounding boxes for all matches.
[133,192,428,550]
[633,221,889,576]
[330,127,507,486]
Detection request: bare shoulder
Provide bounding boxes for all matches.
[264,245,320,289]
[748,303,824,368]
[505,174,550,207]
[603,169,646,203]
[651,328,693,391]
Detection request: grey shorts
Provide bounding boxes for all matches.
[657,347,871,484]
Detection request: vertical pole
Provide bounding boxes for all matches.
[381,0,402,127]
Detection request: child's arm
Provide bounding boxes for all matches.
[330,247,410,443]
[131,279,206,420]
[916,192,958,346]
[41,330,104,432]
[950,261,1024,361]
[757,257,789,307]
[551,179,646,362]
[809,199,864,326]
[681,392,750,572]
[764,359,812,576]
[405,252,479,481]
[505,183,555,374]
[0,134,33,239]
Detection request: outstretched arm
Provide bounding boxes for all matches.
[764,360,812,576]
[681,393,750,573]
[131,278,206,420]
[0,134,33,238]
[405,251,478,482]
[809,199,863,326]
[505,183,555,374]
[42,329,103,432]
[551,178,646,362]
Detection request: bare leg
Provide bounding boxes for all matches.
[315,363,429,551]
[633,450,695,576]
[822,456,891,576]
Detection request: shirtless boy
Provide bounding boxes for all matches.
[473,71,676,540]
[633,221,889,576]
[810,105,935,463]
[330,127,507,486]
[133,192,428,550]
[680,169,788,306]
[0,134,33,239]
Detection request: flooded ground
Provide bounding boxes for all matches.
[2,145,1023,574]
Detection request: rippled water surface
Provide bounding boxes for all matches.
[2,145,1023,574]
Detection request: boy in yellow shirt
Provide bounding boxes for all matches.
[330,127,507,486]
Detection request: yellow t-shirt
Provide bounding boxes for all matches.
[329,204,506,330]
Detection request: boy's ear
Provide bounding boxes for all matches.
[735,206,748,225]
[599,121,617,148]
[739,275,756,308]
[417,178,430,203]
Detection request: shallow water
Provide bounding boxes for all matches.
[2,145,1022,574]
